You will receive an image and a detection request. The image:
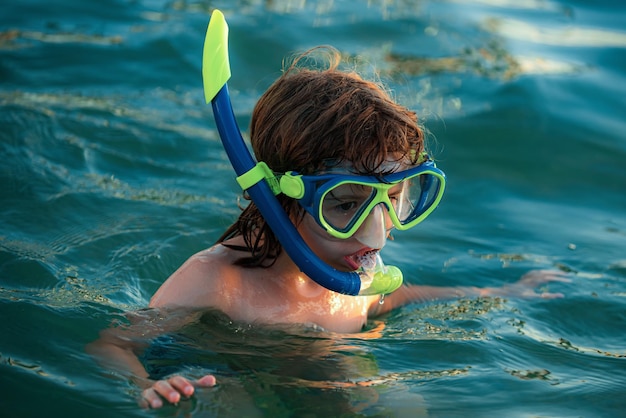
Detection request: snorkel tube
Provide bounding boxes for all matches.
[202,9,402,296]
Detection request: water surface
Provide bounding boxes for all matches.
[1,0,625,417]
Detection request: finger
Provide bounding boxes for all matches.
[168,375,195,398]
[539,291,565,299]
[140,387,164,409]
[196,374,217,387]
[153,379,182,404]
[528,276,571,286]
[543,276,572,283]
[535,270,572,281]
[520,270,572,286]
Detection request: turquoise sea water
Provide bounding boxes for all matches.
[1,0,625,417]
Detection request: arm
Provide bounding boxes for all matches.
[370,269,570,316]
[86,307,216,408]
[87,252,224,408]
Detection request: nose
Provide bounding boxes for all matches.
[354,204,392,249]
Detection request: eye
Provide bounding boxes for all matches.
[322,198,362,229]
[333,200,358,213]
[388,184,406,207]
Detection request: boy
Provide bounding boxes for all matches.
[88,47,566,409]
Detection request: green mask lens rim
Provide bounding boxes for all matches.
[278,162,446,239]
[316,170,446,239]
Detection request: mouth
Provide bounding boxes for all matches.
[345,248,379,271]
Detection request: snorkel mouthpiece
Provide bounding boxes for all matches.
[352,205,403,295]
[357,252,403,296]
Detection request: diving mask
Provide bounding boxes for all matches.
[278,158,446,240]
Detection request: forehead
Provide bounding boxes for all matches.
[320,155,412,175]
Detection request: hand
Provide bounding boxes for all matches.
[481,269,571,299]
[139,374,216,409]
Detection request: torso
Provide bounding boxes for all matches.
[149,237,379,333]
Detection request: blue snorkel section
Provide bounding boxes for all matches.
[211,86,362,295]
[203,10,362,295]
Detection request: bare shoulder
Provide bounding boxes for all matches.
[149,243,241,309]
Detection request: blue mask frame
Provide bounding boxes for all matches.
[278,160,446,239]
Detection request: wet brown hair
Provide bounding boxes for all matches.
[218,46,425,267]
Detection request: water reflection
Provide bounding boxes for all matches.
[124,307,471,415]
[381,40,582,80]
[0,29,123,48]
[482,17,626,47]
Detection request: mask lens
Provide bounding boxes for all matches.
[320,182,377,232]
[395,173,443,225]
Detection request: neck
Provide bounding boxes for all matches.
[269,250,328,299]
